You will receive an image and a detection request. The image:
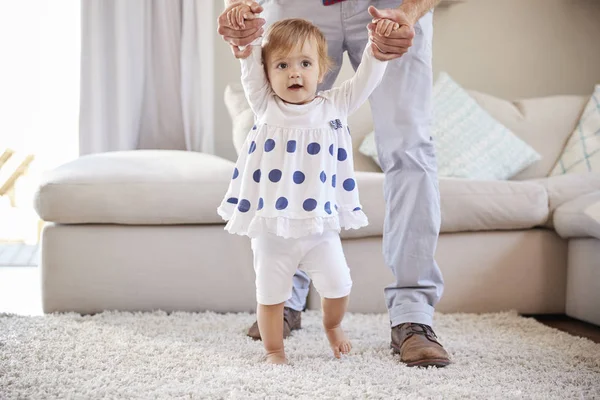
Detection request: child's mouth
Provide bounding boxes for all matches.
[288,84,303,90]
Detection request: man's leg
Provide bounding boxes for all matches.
[247,1,345,340]
[343,0,448,366]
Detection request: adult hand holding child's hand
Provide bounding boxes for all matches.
[218,1,265,59]
[367,5,416,61]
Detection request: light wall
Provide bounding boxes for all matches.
[213,0,600,160]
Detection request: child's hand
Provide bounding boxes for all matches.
[373,18,400,37]
[227,4,253,30]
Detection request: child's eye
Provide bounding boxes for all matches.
[301,61,311,68]
[277,63,288,69]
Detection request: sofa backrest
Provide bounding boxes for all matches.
[345,90,589,179]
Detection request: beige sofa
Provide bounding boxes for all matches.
[34,88,600,326]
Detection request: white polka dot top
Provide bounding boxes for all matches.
[217,41,388,239]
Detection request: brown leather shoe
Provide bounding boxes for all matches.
[246,307,302,341]
[391,323,451,368]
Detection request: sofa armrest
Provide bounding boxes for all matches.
[554,191,600,240]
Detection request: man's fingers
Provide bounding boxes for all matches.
[371,39,408,56]
[371,36,409,55]
[218,18,264,36]
[370,32,412,50]
[368,5,392,21]
[231,9,240,29]
[225,28,263,47]
[236,9,245,28]
[226,10,233,28]
[230,44,252,59]
[371,43,403,61]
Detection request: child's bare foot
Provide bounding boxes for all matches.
[325,326,352,358]
[265,351,288,365]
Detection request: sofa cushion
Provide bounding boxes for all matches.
[34,150,235,224]
[554,191,600,240]
[358,73,542,180]
[359,90,589,180]
[549,84,600,176]
[431,72,541,179]
[469,91,589,180]
[36,150,550,234]
[341,173,548,239]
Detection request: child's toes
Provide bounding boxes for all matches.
[332,346,341,359]
[341,342,351,354]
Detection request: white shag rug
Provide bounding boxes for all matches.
[1,310,599,399]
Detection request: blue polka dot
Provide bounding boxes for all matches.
[238,199,251,213]
[269,169,282,182]
[335,204,338,211]
[276,197,288,210]
[253,169,261,183]
[353,207,361,211]
[252,125,257,130]
[303,198,317,211]
[248,141,256,154]
[332,174,337,188]
[324,201,332,215]
[337,148,347,161]
[320,171,326,183]
[226,197,238,204]
[264,139,275,152]
[232,168,239,179]
[329,144,334,156]
[343,178,356,191]
[307,142,321,155]
[258,198,264,210]
[293,171,305,184]
[287,140,297,153]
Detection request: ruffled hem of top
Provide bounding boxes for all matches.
[217,205,368,239]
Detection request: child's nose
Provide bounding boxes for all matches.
[288,69,300,79]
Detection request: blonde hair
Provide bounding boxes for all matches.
[262,19,333,79]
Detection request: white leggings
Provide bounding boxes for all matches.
[251,230,352,306]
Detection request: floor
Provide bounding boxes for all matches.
[1,265,599,344]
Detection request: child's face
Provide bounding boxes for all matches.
[266,38,323,105]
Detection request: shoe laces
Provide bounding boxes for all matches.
[406,323,438,341]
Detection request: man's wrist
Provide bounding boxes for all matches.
[398,0,441,25]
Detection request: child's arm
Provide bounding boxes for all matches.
[225,3,270,116]
[239,40,271,117]
[228,4,268,116]
[327,41,388,116]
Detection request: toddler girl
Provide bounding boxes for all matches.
[218,10,389,365]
